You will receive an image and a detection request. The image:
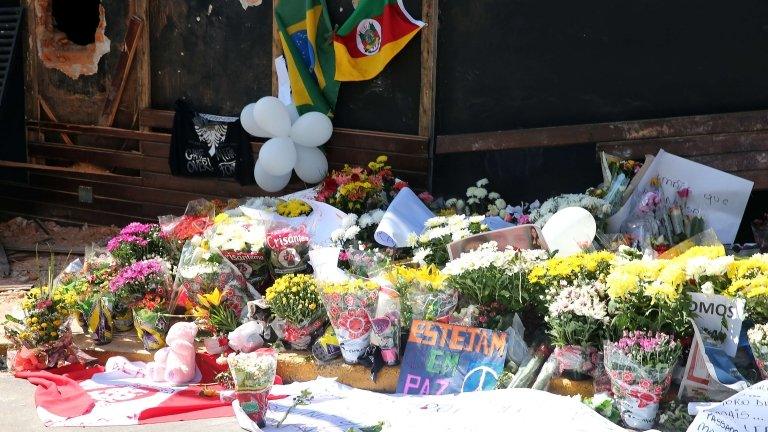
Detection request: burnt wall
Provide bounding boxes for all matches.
[433,0,768,204]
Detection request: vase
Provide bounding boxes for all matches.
[133,309,169,351]
[203,335,229,355]
[87,296,114,346]
[113,303,134,332]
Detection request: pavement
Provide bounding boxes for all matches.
[0,372,243,432]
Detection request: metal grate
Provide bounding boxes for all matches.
[0,6,22,104]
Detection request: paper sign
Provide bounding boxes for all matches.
[608,150,753,244]
[396,320,508,395]
[374,187,434,247]
[678,320,750,402]
[275,56,292,106]
[689,293,746,357]
[687,380,768,432]
[447,224,548,260]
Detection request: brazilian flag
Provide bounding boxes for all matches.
[275,0,340,115]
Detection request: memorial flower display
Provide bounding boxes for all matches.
[316,155,404,215]
[265,274,326,349]
[747,323,768,379]
[385,264,454,328]
[107,222,173,266]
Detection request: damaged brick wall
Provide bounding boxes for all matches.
[34,0,110,79]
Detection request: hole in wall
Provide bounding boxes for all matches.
[51,0,100,46]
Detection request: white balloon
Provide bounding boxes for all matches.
[254,159,291,192]
[290,111,333,147]
[285,103,300,125]
[240,103,270,137]
[258,137,297,176]
[294,145,328,183]
[252,96,291,137]
[541,207,597,257]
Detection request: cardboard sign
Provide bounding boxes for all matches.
[396,320,508,395]
[608,150,753,244]
[689,293,746,357]
[447,224,548,260]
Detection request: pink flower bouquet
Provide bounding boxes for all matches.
[319,279,379,364]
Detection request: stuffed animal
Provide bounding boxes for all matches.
[145,321,198,385]
[228,321,264,353]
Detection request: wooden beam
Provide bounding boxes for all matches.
[38,96,75,145]
[2,242,85,256]
[99,15,144,126]
[27,142,168,173]
[130,0,151,131]
[418,0,438,139]
[27,120,170,143]
[436,110,768,154]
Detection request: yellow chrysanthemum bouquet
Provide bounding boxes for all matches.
[265,274,326,350]
[385,264,455,329]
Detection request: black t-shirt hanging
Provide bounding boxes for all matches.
[169,99,255,185]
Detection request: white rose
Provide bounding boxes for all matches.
[701,281,715,296]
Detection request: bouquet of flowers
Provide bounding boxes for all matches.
[385,265,455,329]
[174,236,258,323]
[370,284,402,365]
[587,153,643,213]
[266,223,312,278]
[316,155,404,215]
[747,323,768,380]
[132,291,174,350]
[528,193,612,228]
[227,348,278,428]
[442,178,511,218]
[3,284,79,371]
[107,222,173,266]
[604,331,681,429]
[207,214,269,290]
[265,274,326,350]
[606,259,693,338]
[444,242,548,330]
[330,209,385,249]
[319,278,379,363]
[192,288,240,354]
[621,180,705,254]
[546,283,609,379]
[275,199,313,218]
[408,215,488,267]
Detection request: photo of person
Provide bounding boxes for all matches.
[447,224,549,260]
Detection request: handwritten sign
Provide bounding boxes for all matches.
[396,320,508,395]
[608,150,753,244]
[688,380,768,432]
[690,293,746,357]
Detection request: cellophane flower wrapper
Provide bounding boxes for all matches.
[320,282,380,364]
[227,348,278,427]
[369,283,402,365]
[748,324,768,380]
[281,317,326,350]
[173,238,259,322]
[554,345,600,377]
[408,283,458,325]
[87,294,114,345]
[206,215,269,292]
[604,343,674,430]
[266,223,311,278]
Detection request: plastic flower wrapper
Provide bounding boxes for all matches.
[207,213,269,292]
[319,278,380,364]
[604,331,681,430]
[107,222,173,266]
[385,265,456,329]
[747,323,768,380]
[266,222,312,279]
[343,247,391,278]
[173,236,260,322]
[227,348,278,428]
[265,274,326,350]
[369,281,401,365]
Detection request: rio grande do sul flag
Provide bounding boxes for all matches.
[275,0,340,115]
[334,0,424,81]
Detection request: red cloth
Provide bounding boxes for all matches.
[15,369,96,418]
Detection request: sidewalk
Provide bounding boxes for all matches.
[0,372,243,432]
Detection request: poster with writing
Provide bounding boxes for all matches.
[687,380,768,432]
[690,293,746,357]
[607,150,753,244]
[396,320,508,395]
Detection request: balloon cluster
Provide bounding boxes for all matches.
[240,96,333,192]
